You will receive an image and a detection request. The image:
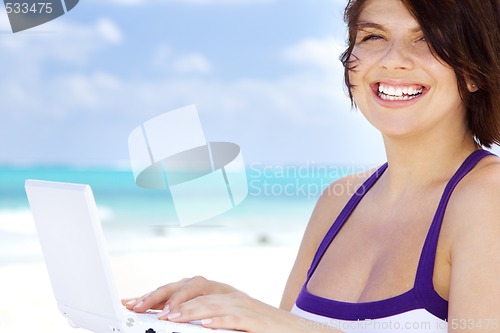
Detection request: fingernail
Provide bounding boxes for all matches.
[156,305,170,319]
[126,299,137,305]
[201,319,213,325]
[167,312,181,320]
[133,301,143,309]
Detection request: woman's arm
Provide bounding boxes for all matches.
[447,161,500,332]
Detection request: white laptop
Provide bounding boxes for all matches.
[25,179,236,333]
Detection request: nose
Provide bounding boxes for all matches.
[379,39,414,71]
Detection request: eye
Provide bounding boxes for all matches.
[415,35,427,42]
[360,34,384,43]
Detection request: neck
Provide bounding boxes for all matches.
[380,132,478,196]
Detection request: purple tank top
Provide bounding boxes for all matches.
[295,149,494,321]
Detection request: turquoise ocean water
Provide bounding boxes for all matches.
[0,163,362,264]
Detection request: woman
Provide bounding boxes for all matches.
[123,0,500,331]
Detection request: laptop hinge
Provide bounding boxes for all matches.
[58,304,122,332]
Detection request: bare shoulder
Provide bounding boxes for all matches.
[447,154,500,246]
[312,167,378,227]
[459,153,500,191]
[302,166,380,246]
[450,154,500,215]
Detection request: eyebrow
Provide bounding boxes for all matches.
[356,21,422,33]
[356,21,385,31]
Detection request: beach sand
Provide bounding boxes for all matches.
[0,244,299,333]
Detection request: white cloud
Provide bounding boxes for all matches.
[0,8,11,32]
[0,29,384,166]
[152,45,213,74]
[172,53,213,74]
[0,17,124,67]
[0,64,385,165]
[96,18,124,44]
[152,44,172,68]
[283,37,346,71]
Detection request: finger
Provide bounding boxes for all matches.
[125,276,224,315]
[161,275,235,314]
[163,296,214,322]
[200,315,254,332]
[166,292,268,330]
[165,276,212,310]
[123,291,163,312]
[132,278,190,312]
[132,292,166,312]
[122,296,153,310]
[165,294,236,323]
[121,297,140,308]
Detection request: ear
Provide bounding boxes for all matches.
[466,81,479,92]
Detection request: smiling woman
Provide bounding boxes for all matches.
[343,0,468,141]
[341,0,500,147]
[122,0,500,332]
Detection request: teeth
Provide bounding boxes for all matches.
[378,83,423,100]
[387,86,395,96]
[380,93,419,101]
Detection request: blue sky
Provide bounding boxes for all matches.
[0,0,389,167]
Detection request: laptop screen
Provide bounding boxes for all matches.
[25,180,123,324]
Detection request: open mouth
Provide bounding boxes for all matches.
[377,83,424,101]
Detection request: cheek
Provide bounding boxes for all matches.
[347,64,368,98]
[347,47,373,86]
[347,56,361,87]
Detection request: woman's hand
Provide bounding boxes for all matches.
[121,276,303,332]
[160,289,303,333]
[121,276,338,332]
[121,276,238,317]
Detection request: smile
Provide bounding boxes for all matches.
[377,83,424,101]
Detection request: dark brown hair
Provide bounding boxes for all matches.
[340,0,500,147]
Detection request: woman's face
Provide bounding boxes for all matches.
[348,0,467,141]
